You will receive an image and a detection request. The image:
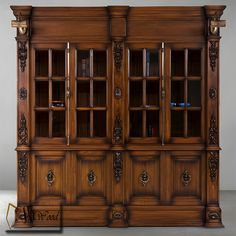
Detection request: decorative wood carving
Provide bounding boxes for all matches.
[18,152,28,183]
[19,87,27,100]
[87,170,96,186]
[139,171,150,186]
[113,115,122,143]
[209,41,218,72]
[46,170,55,186]
[18,113,28,145]
[114,87,122,99]
[209,151,219,182]
[113,152,123,182]
[109,204,128,227]
[182,169,191,186]
[209,114,218,145]
[113,41,123,71]
[18,40,27,72]
[209,87,217,99]
[208,211,220,220]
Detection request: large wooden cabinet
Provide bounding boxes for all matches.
[11,5,225,227]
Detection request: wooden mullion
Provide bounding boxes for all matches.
[48,49,52,137]
[143,79,146,137]
[184,49,188,137]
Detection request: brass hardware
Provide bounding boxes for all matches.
[210,19,226,35]
[46,170,55,186]
[182,169,191,186]
[139,171,150,186]
[11,20,27,35]
[87,170,96,186]
[6,203,17,230]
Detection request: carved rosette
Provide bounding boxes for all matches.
[139,171,150,186]
[18,152,28,183]
[113,152,123,182]
[113,41,123,71]
[46,170,55,186]
[182,169,191,186]
[87,170,96,186]
[18,113,28,145]
[18,40,27,72]
[209,41,218,72]
[19,87,27,100]
[209,114,218,145]
[113,115,122,143]
[209,87,217,99]
[209,151,219,182]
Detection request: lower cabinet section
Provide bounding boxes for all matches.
[19,150,214,227]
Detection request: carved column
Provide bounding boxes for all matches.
[108,6,129,227]
[11,5,32,227]
[204,5,225,228]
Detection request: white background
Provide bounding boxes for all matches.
[0,0,235,190]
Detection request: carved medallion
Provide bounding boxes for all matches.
[139,171,150,186]
[87,170,96,186]
[209,114,218,145]
[19,87,27,100]
[18,41,27,72]
[209,41,218,72]
[18,152,28,183]
[113,152,123,182]
[114,87,122,99]
[46,170,55,186]
[208,211,220,220]
[209,87,217,99]
[113,115,122,143]
[113,41,123,72]
[18,113,28,145]
[209,151,219,182]
[182,169,191,186]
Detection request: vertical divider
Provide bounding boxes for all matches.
[184,49,188,137]
[161,42,165,145]
[49,49,52,137]
[90,49,93,137]
[66,42,70,145]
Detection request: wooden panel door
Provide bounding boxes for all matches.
[126,151,160,205]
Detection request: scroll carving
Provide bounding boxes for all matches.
[209,114,218,145]
[19,87,27,100]
[18,40,27,72]
[113,152,123,182]
[18,152,28,183]
[113,41,123,72]
[209,151,219,182]
[209,41,218,72]
[18,113,28,145]
[113,115,122,143]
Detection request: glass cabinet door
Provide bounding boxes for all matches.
[34,48,66,138]
[76,49,107,138]
[128,48,160,139]
[170,48,202,139]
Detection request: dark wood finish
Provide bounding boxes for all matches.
[11,5,225,228]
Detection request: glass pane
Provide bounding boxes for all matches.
[93,111,106,137]
[93,81,106,107]
[130,80,143,107]
[77,81,90,107]
[77,111,90,137]
[52,50,65,76]
[93,51,106,77]
[171,50,185,76]
[188,111,201,137]
[171,111,184,137]
[35,81,48,107]
[52,81,65,107]
[171,80,184,107]
[188,80,201,107]
[35,50,48,76]
[146,80,159,106]
[146,110,159,137]
[77,50,90,77]
[146,49,159,77]
[188,50,201,76]
[130,50,143,76]
[52,111,65,137]
[35,111,48,137]
[130,111,142,137]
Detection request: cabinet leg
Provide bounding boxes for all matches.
[205,206,224,228]
[14,206,32,228]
